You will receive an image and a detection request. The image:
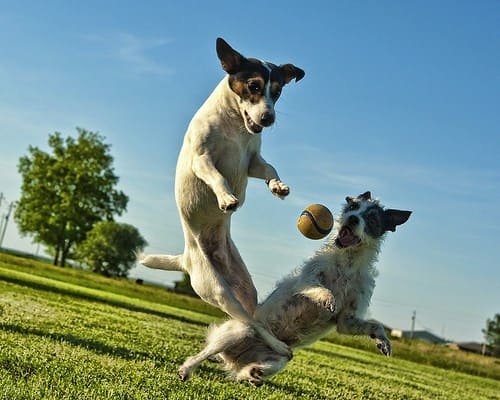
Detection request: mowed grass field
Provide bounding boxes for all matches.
[1,253,499,400]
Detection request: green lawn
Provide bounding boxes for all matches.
[0,253,499,400]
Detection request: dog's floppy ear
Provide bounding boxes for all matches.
[383,209,412,232]
[216,38,245,74]
[280,64,305,84]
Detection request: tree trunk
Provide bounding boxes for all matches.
[58,224,67,267]
[60,240,72,267]
[53,246,60,266]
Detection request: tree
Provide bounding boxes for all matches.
[15,128,128,266]
[76,221,147,277]
[174,273,197,297]
[483,313,500,357]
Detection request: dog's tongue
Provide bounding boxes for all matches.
[251,124,263,133]
[338,227,360,247]
[248,119,263,133]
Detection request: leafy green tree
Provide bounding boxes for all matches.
[15,128,128,266]
[76,221,147,277]
[174,273,197,297]
[483,313,500,357]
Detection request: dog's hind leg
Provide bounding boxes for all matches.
[237,356,289,387]
[178,321,250,381]
[137,254,184,271]
[211,283,292,359]
[187,256,291,360]
[188,232,292,359]
[226,237,258,315]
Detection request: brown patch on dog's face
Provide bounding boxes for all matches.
[229,76,283,104]
[216,38,304,134]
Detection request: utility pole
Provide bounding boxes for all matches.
[0,193,4,235]
[0,201,15,248]
[410,310,416,340]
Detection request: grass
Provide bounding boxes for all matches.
[0,253,499,400]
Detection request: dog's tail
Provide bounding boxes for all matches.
[137,253,185,272]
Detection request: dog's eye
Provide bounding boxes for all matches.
[347,203,359,211]
[247,81,261,93]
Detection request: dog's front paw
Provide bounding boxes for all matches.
[268,179,289,199]
[375,337,392,357]
[218,192,239,213]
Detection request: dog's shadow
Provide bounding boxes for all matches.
[0,322,175,366]
[304,346,385,369]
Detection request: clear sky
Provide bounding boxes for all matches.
[0,1,498,343]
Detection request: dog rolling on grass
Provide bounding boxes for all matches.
[139,38,304,357]
[178,192,411,386]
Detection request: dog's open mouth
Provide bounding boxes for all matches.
[244,111,263,134]
[335,226,361,248]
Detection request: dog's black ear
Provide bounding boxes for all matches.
[216,38,245,74]
[358,191,371,201]
[280,64,305,84]
[383,209,412,232]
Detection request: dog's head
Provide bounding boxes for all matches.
[335,191,411,249]
[216,37,305,134]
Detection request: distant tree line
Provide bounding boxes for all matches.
[14,128,146,277]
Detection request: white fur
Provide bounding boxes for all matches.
[139,39,304,358]
[178,193,411,386]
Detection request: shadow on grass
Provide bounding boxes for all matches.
[303,346,385,370]
[0,322,174,364]
[0,274,208,327]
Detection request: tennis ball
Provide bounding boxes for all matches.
[297,204,334,240]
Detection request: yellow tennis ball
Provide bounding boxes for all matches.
[297,204,334,240]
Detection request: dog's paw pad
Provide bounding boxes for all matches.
[268,179,290,198]
[224,202,238,211]
[376,339,392,357]
[178,367,190,381]
[219,194,239,213]
[250,367,263,379]
[248,368,264,387]
[325,301,336,313]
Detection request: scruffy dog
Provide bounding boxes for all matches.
[139,38,304,357]
[178,192,411,386]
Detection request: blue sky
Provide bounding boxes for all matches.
[0,1,498,343]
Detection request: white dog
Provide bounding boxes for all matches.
[139,38,304,357]
[177,192,411,386]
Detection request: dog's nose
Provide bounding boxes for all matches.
[260,111,275,127]
[348,215,359,226]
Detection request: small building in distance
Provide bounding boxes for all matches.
[391,329,447,344]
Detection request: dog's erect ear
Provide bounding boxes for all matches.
[216,38,245,74]
[358,191,371,201]
[383,209,412,232]
[280,64,305,84]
